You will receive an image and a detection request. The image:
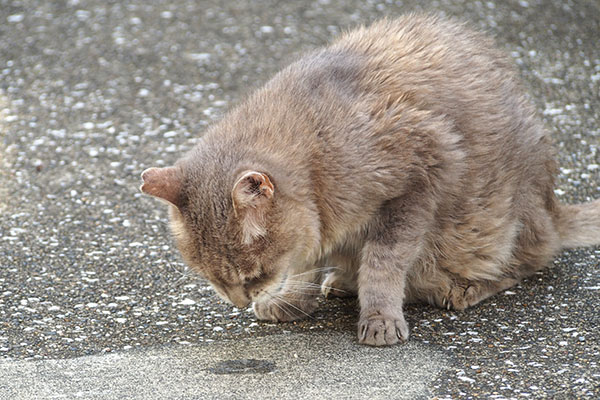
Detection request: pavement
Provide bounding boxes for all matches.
[0,333,446,400]
[0,0,598,399]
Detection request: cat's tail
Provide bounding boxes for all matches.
[558,200,600,248]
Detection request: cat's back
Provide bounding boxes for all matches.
[327,14,555,193]
[217,14,554,201]
[332,14,517,101]
[330,15,544,148]
[236,14,529,146]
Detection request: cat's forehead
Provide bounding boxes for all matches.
[194,243,266,287]
[177,204,246,260]
[180,166,235,212]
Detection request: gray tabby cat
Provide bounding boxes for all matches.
[140,14,600,346]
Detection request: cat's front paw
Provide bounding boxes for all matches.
[358,313,409,346]
[253,295,317,322]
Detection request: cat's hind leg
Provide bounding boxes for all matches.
[439,204,562,311]
[438,276,518,310]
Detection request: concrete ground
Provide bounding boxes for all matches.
[0,0,598,398]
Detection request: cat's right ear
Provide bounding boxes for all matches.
[232,171,274,244]
[140,166,183,208]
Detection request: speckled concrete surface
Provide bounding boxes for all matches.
[0,0,598,399]
[0,333,446,399]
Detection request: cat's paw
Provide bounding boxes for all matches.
[321,272,357,298]
[252,295,317,322]
[358,313,409,346]
[441,285,478,311]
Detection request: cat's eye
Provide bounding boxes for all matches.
[242,276,260,287]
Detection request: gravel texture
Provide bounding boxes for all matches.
[0,0,599,398]
[0,333,446,399]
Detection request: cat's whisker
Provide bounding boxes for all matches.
[290,266,331,274]
[166,260,187,276]
[279,288,319,296]
[265,292,297,320]
[287,267,340,279]
[282,284,321,291]
[285,280,349,294]
[284,280,323,288]
[268,292,315,320]
[268,296,295,320]
[320,285,349,294]
[285,278,322,283]
[278,299,315,320]
[164,260,193,288]
[282,284,323,294]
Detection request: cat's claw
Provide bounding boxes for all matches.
[442,285,477,311]
[320,277,333,298]
[357,314,409,346]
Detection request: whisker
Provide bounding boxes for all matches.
[319,282,349,293]
[281,284,320,291]
[287,266,340,279]
[284,281,323,288]
[265,292,295,319]
[279,288,320,296]
[282,286,322,295]
[276,296,315,320]
[164,260,192,288]
[283,279,350,297]
[287,267,328,276]
[268,292,315,320]
[268,296,294,319]
[285,280,349,294]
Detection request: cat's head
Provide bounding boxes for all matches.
[140,160,320,308]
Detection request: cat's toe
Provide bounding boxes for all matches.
[357,314,409,346]
[443,284,478,310]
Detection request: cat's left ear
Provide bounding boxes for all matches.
[232,171,274,243]
[140,166,184,208]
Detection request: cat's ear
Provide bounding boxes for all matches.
[232,171,274,243]
[140,166,183,208]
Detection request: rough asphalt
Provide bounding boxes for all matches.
[0,0,599,399]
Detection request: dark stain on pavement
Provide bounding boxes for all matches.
[208,359,276,375]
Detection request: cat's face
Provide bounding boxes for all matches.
[140,165,320,308]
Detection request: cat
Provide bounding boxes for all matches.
[140,14,600,346]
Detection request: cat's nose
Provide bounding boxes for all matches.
[226,289,251,308]
[232,298,251,308]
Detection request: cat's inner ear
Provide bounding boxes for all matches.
[232,171,274,243]
[232,171,274,211]
[140,166,183,208]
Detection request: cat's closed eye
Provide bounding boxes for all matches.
[242,276,262,288]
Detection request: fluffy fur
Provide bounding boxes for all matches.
[140,14,600,346]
